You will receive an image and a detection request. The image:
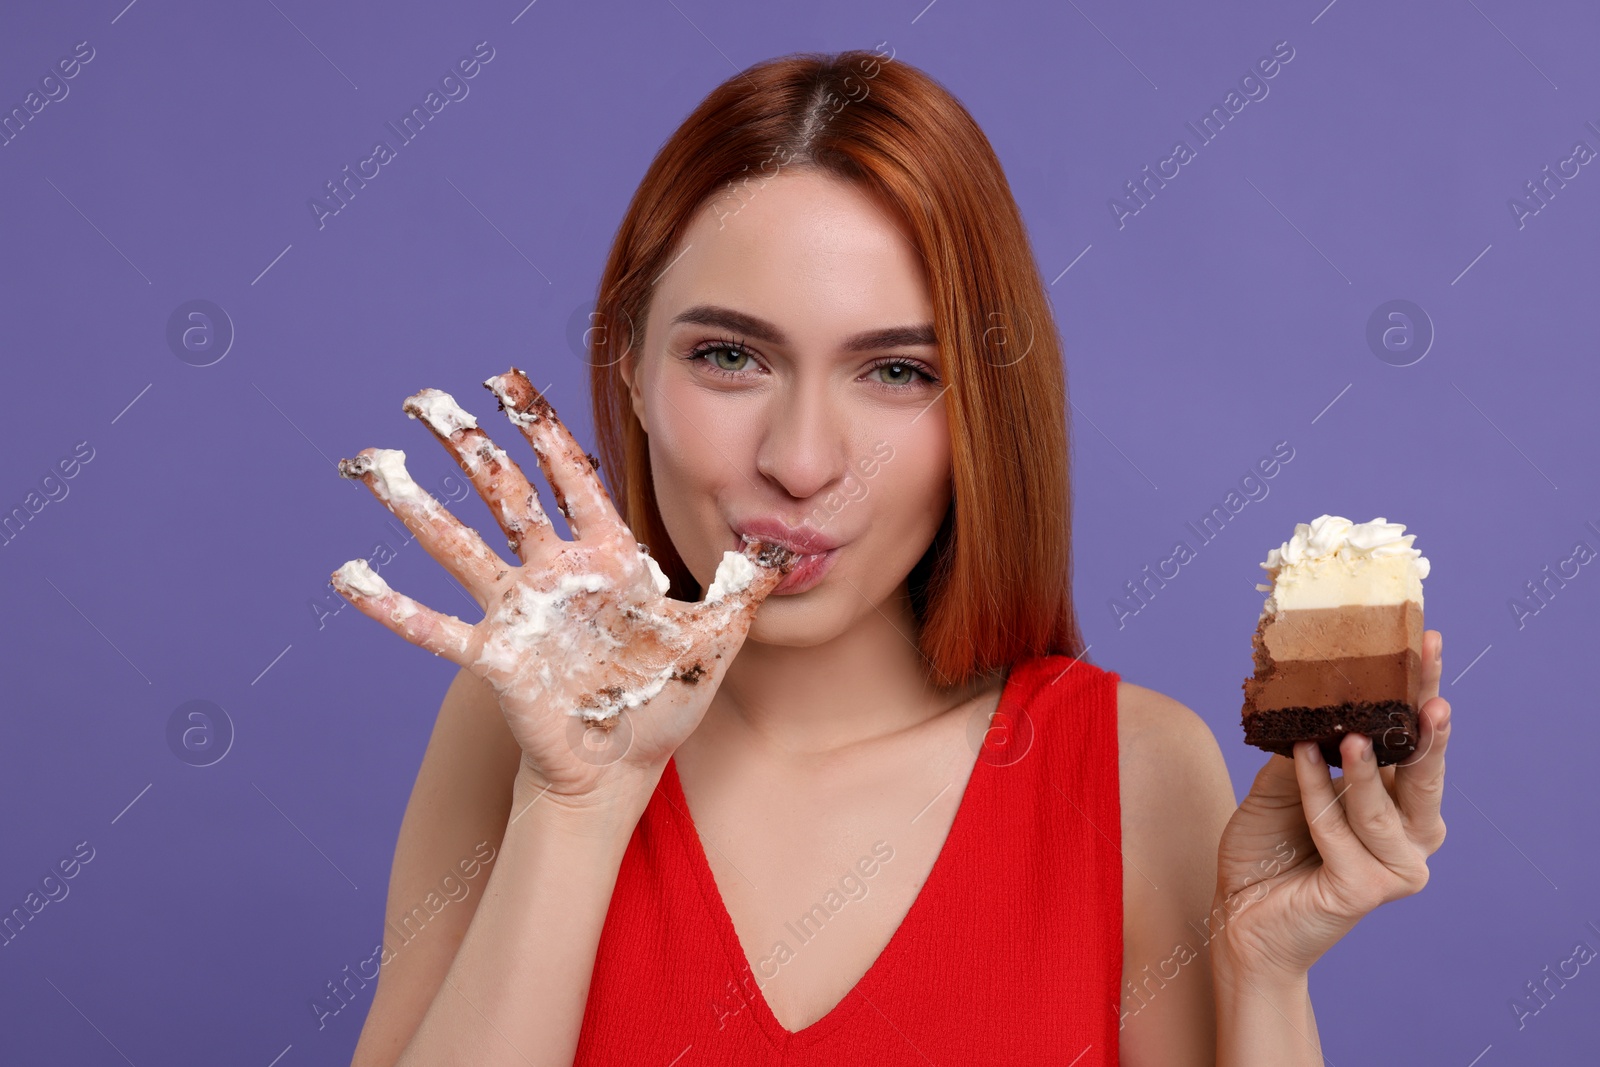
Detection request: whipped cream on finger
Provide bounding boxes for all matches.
[481,368,623,532]
[404,388,479,437]
[335,558,391,598]
[642,549,671,595]
[459,437,511,479]
[704,550,755,603]
[335,559,460,643]
[341,449,443,517]
[482,371,545,427]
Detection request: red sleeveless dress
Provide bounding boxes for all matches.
[574,654,1123,1065]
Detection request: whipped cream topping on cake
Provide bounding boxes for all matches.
[1256,515,1429,614]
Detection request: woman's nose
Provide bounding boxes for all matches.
[753,384,849,501]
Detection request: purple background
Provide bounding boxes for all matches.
[2,0,1596,1062]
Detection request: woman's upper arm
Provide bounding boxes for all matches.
[1116,681,1238,1067]
[349,666,524,1067]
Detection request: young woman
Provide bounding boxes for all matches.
[333,49,1451,1066]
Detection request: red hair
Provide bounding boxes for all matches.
[587,48,1086,685]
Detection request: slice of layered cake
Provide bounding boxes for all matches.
[1242,515,1429,767]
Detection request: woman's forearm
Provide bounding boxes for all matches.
[1211,935,1323,1067]
[395,766,661,1067]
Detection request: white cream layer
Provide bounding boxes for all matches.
[1258,514,1428,613]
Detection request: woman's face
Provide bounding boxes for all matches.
[624,169,952,646]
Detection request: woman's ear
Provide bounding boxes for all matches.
[620,351,648,431]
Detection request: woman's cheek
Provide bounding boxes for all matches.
[893,423,952,535]
[643,406,710,561]
[864,453,949,572]
[645,385,760,579]
[646,377,728,489]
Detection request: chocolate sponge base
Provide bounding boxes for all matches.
[1242,701,1419,768]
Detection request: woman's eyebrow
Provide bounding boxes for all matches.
[669,304,937,351]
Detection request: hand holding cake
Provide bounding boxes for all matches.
[329,368,797,799]
[1210,513,1451,986]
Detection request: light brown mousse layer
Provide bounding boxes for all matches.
[1244,601,1422,710]
[1254,599,1422,662]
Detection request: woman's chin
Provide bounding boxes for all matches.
[743,589,849,649]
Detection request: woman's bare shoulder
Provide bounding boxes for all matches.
[1115,680,1229,770]
[1113,681,1235,895]
[1110,686,1236,1062]
[1113,679,1237,870]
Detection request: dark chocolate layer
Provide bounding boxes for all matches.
[1242,701,1419,768]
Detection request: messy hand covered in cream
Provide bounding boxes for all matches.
[328,369,797,781]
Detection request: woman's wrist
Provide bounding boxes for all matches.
[1209,928,1302,994]
[1211,941,1306,1001]
[511,757,664,834]
[1210,920,1322,1067]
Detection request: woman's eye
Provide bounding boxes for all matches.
[710,346,749,371]
[871,361,930,386]
[692,344,753,373]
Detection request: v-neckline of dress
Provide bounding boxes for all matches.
[658,670,1022,1045]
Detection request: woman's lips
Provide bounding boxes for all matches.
[728,522,842,596]
[770,546,838,595]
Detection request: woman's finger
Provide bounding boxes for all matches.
[1291,740,1368,871]
[1394,631,1449,842]
[683,539,797,640]
[402,388,560,564]
[338,448,506,605]
[1419,629,1442,706]
[330,559,475,664]
[1381,629,1442,758]
[1395,695,1451,849]
[1392,630,1444,763]
[482,369,630,544]
[1330,731,1420,873]
[697,542,794,660]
